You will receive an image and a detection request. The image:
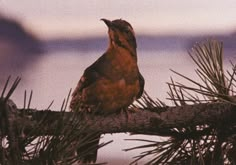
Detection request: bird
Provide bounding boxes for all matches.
[70,18,144,163]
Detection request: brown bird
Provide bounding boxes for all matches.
[70,18,144,163]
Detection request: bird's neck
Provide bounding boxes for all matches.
[109,40,137,61]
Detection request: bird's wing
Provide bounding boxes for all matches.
[70,52,114,106]
[70,55,107,110]
[71,61,102,98]
[137,72,145,98]
[78,67,100,92]
[74,50,121,93]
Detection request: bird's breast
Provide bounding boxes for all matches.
[110,49,138,76]
[83,77,140,113]
[118,78,126,87]
[80,48,141,113]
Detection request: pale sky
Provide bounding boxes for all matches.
[1,0,236,39]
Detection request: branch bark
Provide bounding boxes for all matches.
[1,99,236,137]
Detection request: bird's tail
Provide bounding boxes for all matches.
[77,134,100,163]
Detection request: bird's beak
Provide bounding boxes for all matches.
[101,18,112,28]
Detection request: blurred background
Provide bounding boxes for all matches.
[0,0,236,164]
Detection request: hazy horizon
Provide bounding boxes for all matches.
[1,0,236,39]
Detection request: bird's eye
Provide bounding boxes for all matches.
[124,30,131,35]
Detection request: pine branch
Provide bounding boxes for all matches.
[2,100,236,137]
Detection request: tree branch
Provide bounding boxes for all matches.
[2,99,236,137]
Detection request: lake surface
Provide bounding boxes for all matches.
[0,40,235,164]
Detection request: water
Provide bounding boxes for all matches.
[1,45,235,164]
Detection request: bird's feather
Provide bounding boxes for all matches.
[137,72,145,98]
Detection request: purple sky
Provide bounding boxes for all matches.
[1,0,236,39]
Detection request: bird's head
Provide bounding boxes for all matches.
[101,18,137,56]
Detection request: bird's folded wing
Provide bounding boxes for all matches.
[137,71,145,98]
